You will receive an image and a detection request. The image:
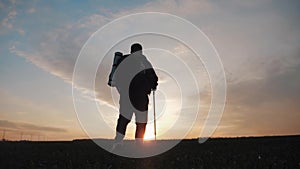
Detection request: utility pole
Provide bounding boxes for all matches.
[20,132,23,141]
[2,130,5,141]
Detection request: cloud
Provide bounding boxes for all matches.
[10,0,17,5]
[0,120,67,133]
[113,0,213,17]
[16,28,24,35]
[0,1,5,9]
[213,60,300,136]
[11,0,300,100]
[0,0,24,34]
[11,0,299,91]
[26,7,36,14]
[200,1,300,136]
[199,2,300,85]
[7,0,300,137]
[10,13,110,81]
[1,9,17,30]
[9,0,215,105]
[10,0,210,84]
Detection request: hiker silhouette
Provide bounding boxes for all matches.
[108,43,158,144]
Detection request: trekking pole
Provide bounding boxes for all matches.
[153,90,157,141]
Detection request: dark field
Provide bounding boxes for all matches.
[0,136,299,169]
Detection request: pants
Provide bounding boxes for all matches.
[115,92,149,141]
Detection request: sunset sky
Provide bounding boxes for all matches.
[0,0,299,141]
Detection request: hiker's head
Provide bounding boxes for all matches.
[130,43,142,54]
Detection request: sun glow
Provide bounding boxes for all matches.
[143,127,155,141]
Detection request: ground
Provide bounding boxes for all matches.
[0,136,299,169]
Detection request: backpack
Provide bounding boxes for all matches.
[108,52,158,94]
[107,52,129,87]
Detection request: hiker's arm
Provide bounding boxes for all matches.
[144,59,158,91]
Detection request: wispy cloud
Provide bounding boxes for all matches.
[26,7,36,14]
[0,120,67,133]
[0,0,19,34]
[10,13,110,82]
[8,0,217,107]
[4,0,300,138]
[113,0,213,17]
[1,9,17,30]
[10,0,300,106]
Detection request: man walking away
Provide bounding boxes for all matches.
[112,43,158,147]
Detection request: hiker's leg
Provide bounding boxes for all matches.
[115,114,130,141]
[115,94,133,141]
[135,122,147,139]
[134,95,148,140]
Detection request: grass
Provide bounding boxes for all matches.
[0,135,299,169]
